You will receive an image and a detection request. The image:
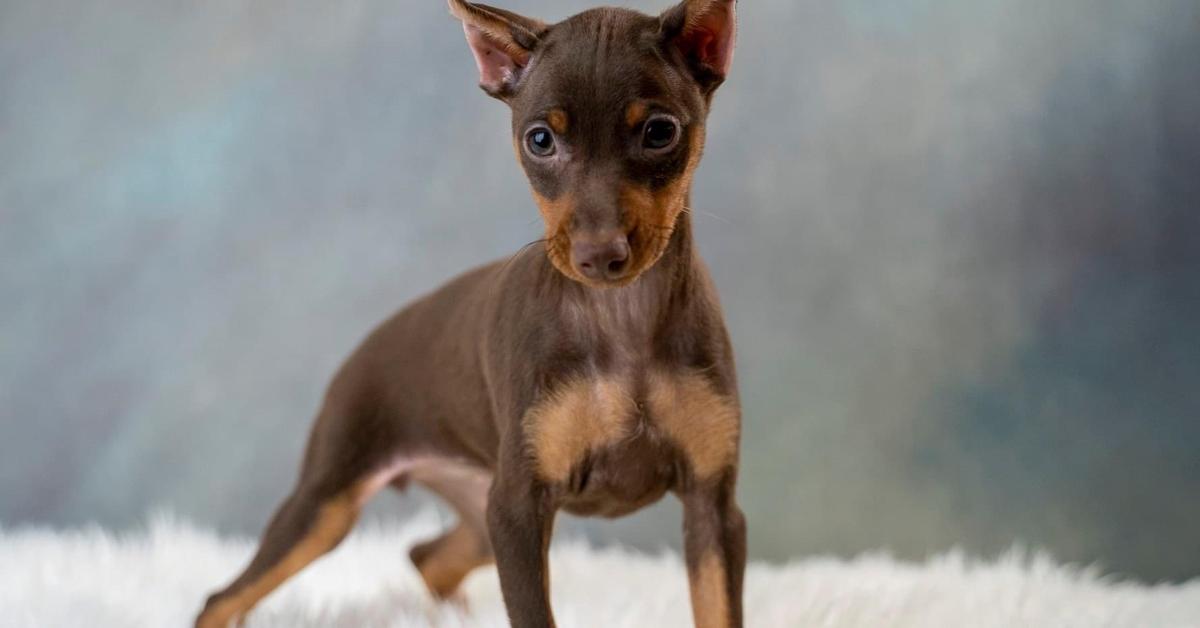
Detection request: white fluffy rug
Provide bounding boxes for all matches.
[2,512,1197,628]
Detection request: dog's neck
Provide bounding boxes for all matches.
[552,202,698,362]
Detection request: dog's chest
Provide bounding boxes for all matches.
[525,370,739,515]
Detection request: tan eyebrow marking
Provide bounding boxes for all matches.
[547,108,569,135]
[625,101,648,128]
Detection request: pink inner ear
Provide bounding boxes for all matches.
[463,23,524,92]
[682,1,737,77]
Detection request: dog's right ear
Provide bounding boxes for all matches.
[447,0,548,100]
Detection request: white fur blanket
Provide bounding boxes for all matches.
[2,513,1197,627]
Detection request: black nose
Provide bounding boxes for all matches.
[572,234,631,281]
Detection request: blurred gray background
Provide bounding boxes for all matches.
[2,0,1198,582]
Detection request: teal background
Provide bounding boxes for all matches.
[2,0,1198,581]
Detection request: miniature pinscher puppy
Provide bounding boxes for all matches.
[196,1,743,626]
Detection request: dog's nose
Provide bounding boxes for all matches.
[572,235,631,281]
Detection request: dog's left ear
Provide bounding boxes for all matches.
[660,0,737,94]
[447,0,548,100]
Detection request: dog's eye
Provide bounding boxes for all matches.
[643,115,679,151]
[525,127,556,158]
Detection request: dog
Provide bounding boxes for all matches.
[196,1,743,626]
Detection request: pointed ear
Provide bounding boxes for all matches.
[447,0,548,99]
[660,0,737,93]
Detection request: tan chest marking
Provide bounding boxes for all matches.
[647,371,740,480]
[527,372,739,484]
[526,377,636,483]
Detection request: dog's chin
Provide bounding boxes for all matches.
[578,272,643,289]
[547,257,645,289]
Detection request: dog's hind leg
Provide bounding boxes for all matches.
[194,488,359,628]
[195,408,406,628]
[405,459,494,599]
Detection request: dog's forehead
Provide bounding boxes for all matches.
[546,7,658,57]
[514,8,687,123]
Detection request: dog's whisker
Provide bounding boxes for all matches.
[682,205,730,224]
[501,237,550,274]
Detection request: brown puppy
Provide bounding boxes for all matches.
[196,1,743,626]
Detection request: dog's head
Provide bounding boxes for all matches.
[449,0,737,287]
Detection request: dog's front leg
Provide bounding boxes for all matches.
[681,475,747,628]
[488,467,557,628]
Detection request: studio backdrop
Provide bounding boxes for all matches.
[2,0,1198,582]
